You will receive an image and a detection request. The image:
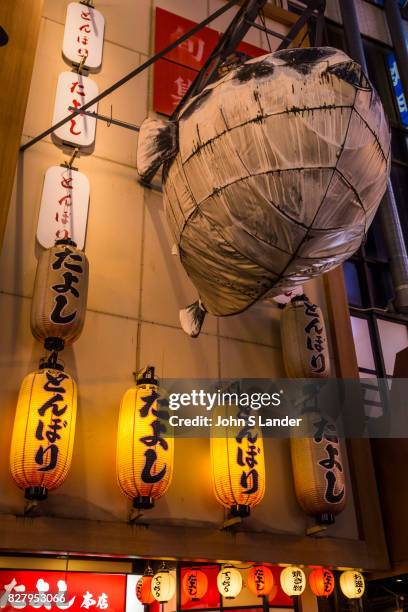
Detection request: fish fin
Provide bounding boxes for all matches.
[136,117,178,181]
[179,300,207,338]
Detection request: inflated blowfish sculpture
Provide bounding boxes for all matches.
[137,47,390,337]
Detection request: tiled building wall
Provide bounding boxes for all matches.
[0,0,358,542]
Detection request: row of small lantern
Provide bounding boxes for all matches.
[137,564,365,604]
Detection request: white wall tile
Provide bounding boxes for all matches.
[141,187,218,334]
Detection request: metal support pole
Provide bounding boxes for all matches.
[378,184,408,313]
[245,19,287,41]
[340,0,408,313]
[276,0,325,51]
[384,0,408,103]
[173,0,268,112]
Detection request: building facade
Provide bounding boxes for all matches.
[0,0,407,610]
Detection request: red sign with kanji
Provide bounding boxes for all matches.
[153,7,267,116]
[155,7,219,71]
[0,571,126,612]
[153,59,198,117]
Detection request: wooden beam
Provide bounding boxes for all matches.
[370,347,408,576]
[0,0,44,250]
[0,513,386,570]
[324,268,390,572]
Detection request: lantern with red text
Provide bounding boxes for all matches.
[340,571,365,599]
[309,568,335,598]
[136,570,155,605]
[116,367,173,510]
[280,567,306,597]
[9,365,77,501]
[290,411,347,525]
[217,566,242,599]
[182,569,208,602]
[248,565,274,598]
[211,402,265,518]
[31,239,89,352]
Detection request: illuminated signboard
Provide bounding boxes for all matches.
[387,52,408,127]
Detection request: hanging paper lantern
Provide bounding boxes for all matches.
[9,365,77,501]
[137,47,390,337]
[340,571,365,599]
[136,571,155,605]
[248,565,274,597]
[182,569,208,601]
[290,411,346,525]
[151,567,176,603]
[309,568,335,598]
[280,295,331,377]
[217,566,242,599]
[116,367,173,509]
[280,567,306,597]
[31,239,89,351]
[210,403,265,518]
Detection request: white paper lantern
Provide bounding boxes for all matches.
[340,571,365,599]
[137,47,390,331]
[217,566,242,599]
[280,567,306,597]
[151,568,176,603]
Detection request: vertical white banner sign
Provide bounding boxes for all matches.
[37,166,90,249]
[52,71,99,147]
[63,2,105,70]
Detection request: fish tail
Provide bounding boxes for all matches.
[179,300,207,338]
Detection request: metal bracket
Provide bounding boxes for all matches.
[219,515,243,531]
[172,0,269,115]
[68,106,140,132]
[306,524,328,536]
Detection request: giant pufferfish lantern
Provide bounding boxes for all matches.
[137,47,390,337]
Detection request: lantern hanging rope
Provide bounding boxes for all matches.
[116,366,174,510]
[9,359,77,502]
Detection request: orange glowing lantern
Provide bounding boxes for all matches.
[309,568,335,598]
[182,569,208,601]
[116,366,173,510]
[136,571,155,605]
[9,363,77,501]
[248,566,274,598]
